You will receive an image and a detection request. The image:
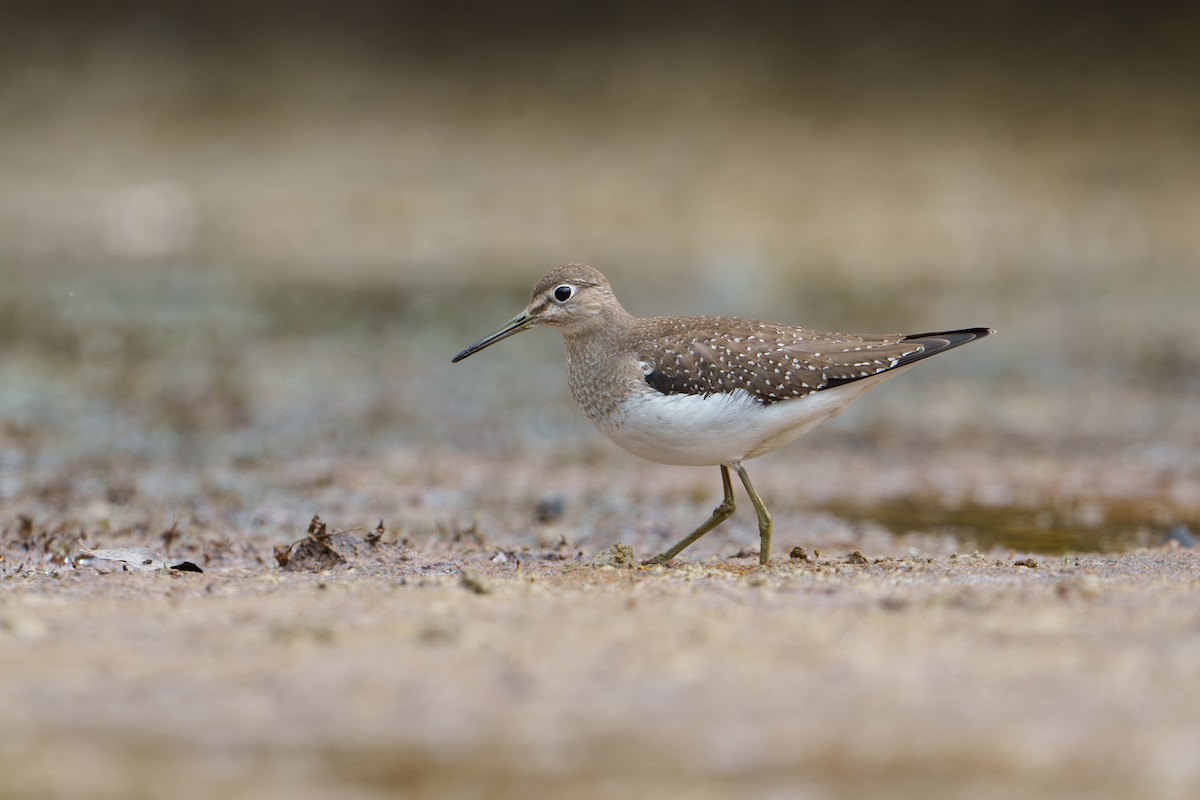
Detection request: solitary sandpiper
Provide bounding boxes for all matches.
[452,264,992,565]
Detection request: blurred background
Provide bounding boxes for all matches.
[1,0,1198,552]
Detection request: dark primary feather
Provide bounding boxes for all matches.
[636,318,991,405]
[821,328,992,390]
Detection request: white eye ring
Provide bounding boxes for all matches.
[553,284,575,302]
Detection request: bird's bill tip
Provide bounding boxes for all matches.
[451,313,533,363]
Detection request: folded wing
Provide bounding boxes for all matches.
[637,318,991,405]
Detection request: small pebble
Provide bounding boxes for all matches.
[588,543,636,568]
[535,496,566,524]
[1165,525,1196,548]
[789,546,812,562]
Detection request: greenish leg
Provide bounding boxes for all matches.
[733,463,773,565]
[642,465,736,565]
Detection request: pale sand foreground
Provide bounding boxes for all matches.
[2,546,1198,800]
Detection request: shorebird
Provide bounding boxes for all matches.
[452,264,991,565]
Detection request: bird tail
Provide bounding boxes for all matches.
[897,327,994,368]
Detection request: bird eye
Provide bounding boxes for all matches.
[553,285,575,302]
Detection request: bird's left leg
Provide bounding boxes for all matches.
[733,462,773,564]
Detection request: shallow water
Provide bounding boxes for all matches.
[822,498,1191,554]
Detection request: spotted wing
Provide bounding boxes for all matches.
[637,317,989,405]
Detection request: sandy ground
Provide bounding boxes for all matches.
[2,536,1199,800]
[3,422,1200,800]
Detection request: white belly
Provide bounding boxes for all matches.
[592,369,910,467]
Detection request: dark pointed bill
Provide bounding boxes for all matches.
[451,313,533,363]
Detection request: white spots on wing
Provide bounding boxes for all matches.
[631,316,925,407]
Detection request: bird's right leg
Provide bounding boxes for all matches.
[642,465,736,565]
